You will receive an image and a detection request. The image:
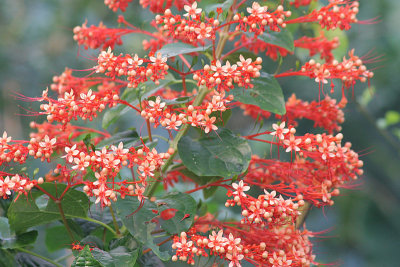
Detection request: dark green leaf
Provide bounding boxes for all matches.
[157,192,196,234]
[45,225,74,252]
[72,245,101,267]
[205,0,233,15]
[156,43,212,58]
[178,128,252,177]
[96,129,139,148]
[91,246,140,267]
[146,95,194,106]
[113,196,170,261]
[253,29,294,52]
[0,217,37,249]
[8,183,89,232]
[231,72,286,115]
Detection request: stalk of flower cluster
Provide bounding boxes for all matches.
[146,1,238,198]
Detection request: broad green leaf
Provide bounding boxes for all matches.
[156,43,212,58]
[146,95,194,106]
[0,217,37,249]
[231,72,286,115]
[205,0,233,15]
[102,76,174,129]
[72,245,101,267]
[255,29,295,52]
[178,128,252,177]
[8,183,89,233]
[113,196,170,261]
[91,246,140,267]
[157,192,196,234]
[45,225,76,252]
[96,129,139,148]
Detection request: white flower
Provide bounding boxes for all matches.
[184,2,202,19]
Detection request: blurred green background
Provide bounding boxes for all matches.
[0,0,399,266]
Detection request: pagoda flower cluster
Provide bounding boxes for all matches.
[104,0,198,13]
[154,3,219,45]
[286,1,360,31]
[95,48,169,88]
[234,3,292,35]
[0,174,43,200]
[64,142,173,206]
[73,21,128,50]
[299,49,374,88]
[171,183,315,266]
[240,94,345,133]
[193,56,263,91]
[243,123,363,206]
[38,85,120,126]
[141,90,232,133]
[0,131,57,165]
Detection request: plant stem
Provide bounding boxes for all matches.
[295,201,311,229]
[109,205,121,236]
[16,247,63,267]
[146,119,153,142]
[145,1,238,198]
[55,201,75,242]
[215,0,238,59]
[145,86,209,197]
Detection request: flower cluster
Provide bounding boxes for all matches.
[154,3,218,45]
[294,32,340,62]
[73,21,130,50]
[39,86,119,126]
[104,0,133,12]
[0,131,58,166]
[193,56,262,91]
[287,1,360,31]
[171,183,315,267]
[64,142,172,206]
[140,0,198,13]
[234,3,292,35]
[0,174,42,200]
[95,48,169,88]
[141,90,232,133]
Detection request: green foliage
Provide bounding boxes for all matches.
[156,43,212,58]
[7,183,89,232]
[156,192,197,234]
[112,196,170,261]
[0,217,37,249]
[178,128,252,177]
[253,29,295,52]
[231,72,286,115]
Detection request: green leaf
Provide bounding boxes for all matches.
[156,43,212,58]
[113,196,170,261]
[96,129,139,148]
[45,225,75,252]
[0,217,38,249]
[255,29,295,52]
[231,72,286,115]
[157,192,196,234]
[72,245,102,267]
[91,246,140,267]
[205,0,233,15]
[178,128,252,177]
[8,183,89,233]
[146,95,194,106]
[203,186,219,199]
